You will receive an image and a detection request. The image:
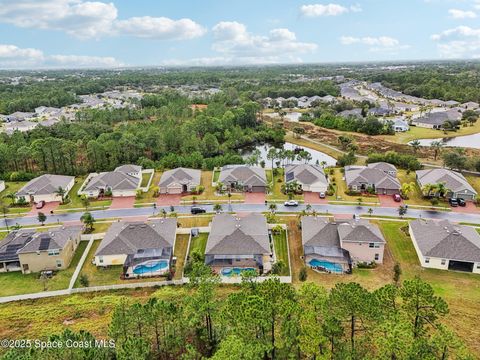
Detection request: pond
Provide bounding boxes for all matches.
[412,133,480,149]
[264,111,303,122]
[241,142,337,167]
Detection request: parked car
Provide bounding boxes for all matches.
[319,192,326,199]
[393,194,402,202]
[457,198,466,207]
[191,206,206,214]
[284,200,299,207]
[448,198,459,207]
[35,200,45,209]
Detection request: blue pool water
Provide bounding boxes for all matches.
[221,267,256,276]
[133,261,168,274]
[308,259,343,273]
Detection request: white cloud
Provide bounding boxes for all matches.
[211,21,317,59]
[300,3,362,17]
[431,25,480,58]
[0,0,205,40]
[0,44,123,69]
[340,35,409,53]
[114,16,206,40]
[448,9,477,19]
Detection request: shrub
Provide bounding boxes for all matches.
[79,274,90,287]
[357,261,377,269]
[299,266,308,281]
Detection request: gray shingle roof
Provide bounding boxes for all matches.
[95,219,177,256]
[16,174,74,196]
[17,225,83,254]
[114,164,142,174]
[410,219,480,262]
[345,165,400,190]
[159,168,201,187]
[0,230,36,261]
[416,169,477,195]
[219,165,267,187]
[337,219,386,244]
[301,217,340,247]
[84,171,139,192]
[285,164,328,186]
[205,213,270,255]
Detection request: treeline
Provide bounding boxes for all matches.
[367,151,423,171]
[360,63,480,103]
[0,96,284,178]
[2,268,472,360]
[313,113,394,136]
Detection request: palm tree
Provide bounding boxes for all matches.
[0,200,9,231]
[421,183,438,198]
[213,203,222,214]
[269,203,277,213]
[400,182,415,199]
[436,182,450,198]
[410,140,421,154]
[80,195,90,210]
[3,192,16,205]
[55,186,66,204]
[430,141,444,161]
[80,212,95,232]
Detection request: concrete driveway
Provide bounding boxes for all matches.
[378,195,403,207]
[245,192,266,204]
[303,191,327,204]
[156,194,182,206]
[109,196,136,209]
[27,201,60,216]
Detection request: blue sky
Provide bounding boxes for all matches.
[1,0,480,68]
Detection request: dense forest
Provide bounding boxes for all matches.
[1,265,472,360]
[0,91,286,179]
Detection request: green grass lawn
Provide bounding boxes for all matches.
[135,171,162,204]
[57,177,112,210]
[181,171,243,202]
[0,240,88,297]
[272,229,290,275]
[327,168,380,204]
[1,181,30,214]
[267,168,302,201]
[173,234,189,279]
[212,170,220,182]
[397,170,450,208]
[141,172,152,187]
[380,121,480,144]
[188,233,208,256]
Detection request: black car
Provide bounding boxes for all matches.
[457,198,466,207]
[191,206,206,214]
[449,198,459,207]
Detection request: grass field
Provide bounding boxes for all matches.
[1,181,31,214]
[272,230,290,275]
[285,133,343,160]
[188,233,208,256]
[140,172,152,187]
[173,234,189,279]
[267,168,303,201]
[0,241,88,297]
[380,121,480,144]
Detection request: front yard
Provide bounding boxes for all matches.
[181,171,243,202]
[326,168,380,205]
[135,171,162,204]
[267,168,302,201]
[57,177,112,210]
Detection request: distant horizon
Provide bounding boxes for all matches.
[3,1,480,69]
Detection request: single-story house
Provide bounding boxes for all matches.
[0,226,82,274]
[159,168,201,194]
[344,162,401,195]
[205,213,272,275]
[94,219,177,278]
[462,102,479,110]
[391,118,409,132]
[81,165,142,197]
[302,217,386,272]
[409,219,480,273]
[0,180,5,193]
[218,165,267,193]
[416,168,477,200]
[338,108,363,119]
[411,112,459,129]
[444,100,460,107]
[4,120,38,134]
[16,174,75,203]
[285,164,328,193]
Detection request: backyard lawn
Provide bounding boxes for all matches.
[141,172,152,187]
[0,240,88,297]
[272,229,290,275]
[173,234,190,279]
[1,181,30,214]
[188,233,209,256]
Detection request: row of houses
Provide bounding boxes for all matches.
[262,95,337,109]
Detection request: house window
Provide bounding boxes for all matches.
[369,243,380,248]
[477,263,480,269]
[374,254,379,261]
[425,257,430,264]
[98,256,104,264]
[48,249,60,256]
[441,259,446,265]
[56,260,62,268]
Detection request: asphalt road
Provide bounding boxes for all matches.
[3,203,480,228]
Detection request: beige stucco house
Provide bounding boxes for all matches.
[15,174,75,203]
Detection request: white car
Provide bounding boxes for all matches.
[284,200,299,207]
[319,192,326,199]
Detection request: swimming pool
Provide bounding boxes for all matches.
[221,267,256,276]
[308,259,343,273]
[133,261,169,275]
